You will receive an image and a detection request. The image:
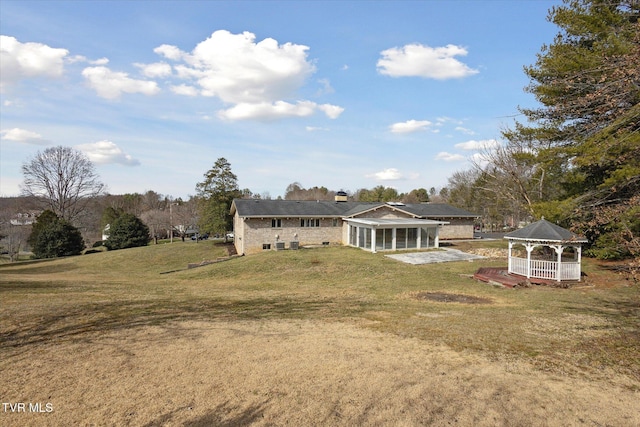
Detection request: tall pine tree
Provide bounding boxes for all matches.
[195,158,241,237]
[504,0,639,265]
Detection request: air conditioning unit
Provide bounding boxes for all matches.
[275,242,285,251]
[290,241,299,250]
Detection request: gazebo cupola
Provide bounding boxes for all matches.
[504,219,588,282]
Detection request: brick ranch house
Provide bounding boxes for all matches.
[230,195,479,255]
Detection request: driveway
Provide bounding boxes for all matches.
[386,248,486,265]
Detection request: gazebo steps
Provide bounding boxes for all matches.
[474,267,524,288]
[474,267,580,288]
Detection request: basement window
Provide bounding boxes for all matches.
[262,243,271,250]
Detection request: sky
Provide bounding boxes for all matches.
[0,0,562,199]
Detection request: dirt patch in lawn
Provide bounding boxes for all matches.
[2,319,638,427]
[414,291,493,304]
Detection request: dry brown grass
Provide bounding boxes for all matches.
[1,240,639,426]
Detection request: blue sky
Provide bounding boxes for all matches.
[1,0,561,199]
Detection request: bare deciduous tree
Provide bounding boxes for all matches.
[21,146,105,222]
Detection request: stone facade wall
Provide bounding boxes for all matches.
[237,217,343,254]
[437,218,474,239]
[233,213,246,255]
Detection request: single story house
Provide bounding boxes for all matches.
[230,196,479,255]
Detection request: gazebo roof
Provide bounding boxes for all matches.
[504,219,588,243]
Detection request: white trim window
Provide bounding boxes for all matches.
[271,218,282,228]
[300,218,320,227]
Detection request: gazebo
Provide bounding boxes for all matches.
[504,219,588,282]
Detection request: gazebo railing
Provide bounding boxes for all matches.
[509,256,581,281]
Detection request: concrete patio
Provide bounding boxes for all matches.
[386,248,486,265]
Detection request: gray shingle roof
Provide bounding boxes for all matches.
[504,219,588,243]
[231,199,479,219]
[232,199,361,217]
[401,203,480,218]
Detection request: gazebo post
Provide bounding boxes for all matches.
[577,246,582,281]
[553,244,563,282]
[526,242,534,279]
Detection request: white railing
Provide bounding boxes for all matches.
[509,256,581,281]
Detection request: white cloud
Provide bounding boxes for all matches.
[75,140,140,166]
[317,103,344,119]
[218,101,343,121]
[377,43,479,79]
[170,84,199,96]
[154,44,184,61]
[306,126,329,132]
[218,101,313,121]
[389,119,432,134]
[367,168,404,181]
[0,35,69,90]
[152,30,343,121]
[67,55,109,65]
[82,66,160,99]
[470,151,492,167]
[455,126,475,135]
[0,128,49,145]
[436,116,462,126]
[91,57,110,66]
[157,30,315,104]
[316,78,334,95]
[454,139,500,151]
[435,152,465,162]
[135,61,172,78]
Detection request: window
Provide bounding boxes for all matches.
[262,243,271,250]
[300,219,320,227]
[407,228,418,249]
[332,218,340,227]
[384,228,393,250]
[396,228,407,249]
[271,218,282,228]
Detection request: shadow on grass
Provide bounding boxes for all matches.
[140,400,267,427]
[0,281,70,292]
[0,261,78,275]
[0,296,369,354]
[564,294,640,382]
[565,294,640,323]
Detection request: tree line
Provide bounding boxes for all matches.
[281,182,446,204]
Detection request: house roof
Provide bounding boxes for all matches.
[231,199,479,219]
[400,203,481,218]
[231,199,362,217]
[504,219,588,243]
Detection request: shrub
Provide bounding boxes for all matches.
[105,213,150,250]
[28,210,85,259]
